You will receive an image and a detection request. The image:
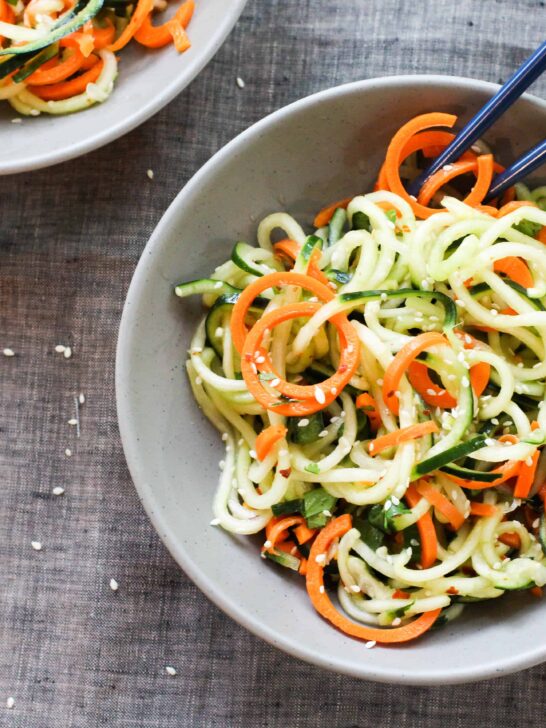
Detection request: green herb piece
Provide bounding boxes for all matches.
[368,501,410,534]
[353,516,384,550]
[303,487,337,528]
[288,412,325,444]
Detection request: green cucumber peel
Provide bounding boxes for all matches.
[0,0,105,56]
[412,435,487,479]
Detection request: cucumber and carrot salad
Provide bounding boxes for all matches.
[0,0,194,115]
[175,112,546,646]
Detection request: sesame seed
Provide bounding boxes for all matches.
[54,344,66,353]
[426,388,437,397]
[391,495,400,505]
[298,419,310,427]
[11,117,21,124]
[455,299,466,308]
[31,541,42,551]
[63,346,72,359]
[2,348,15,357]
[319,585,325,594]
[165,666,177,676]
[330,387,337,395]
[490,309,498,316]
[491,418,499,425]
[349,584,361,593]
[392,617,402,626]
[255,356,265,364]
[461,377,470,388]
[109,578,119,591]
[249,450,257,459]
[525,456,533,467]
[271,378,281,387]
[278,448,288,456]
[214,281,223,289]
[218,460,225,470]
[263,540,272,549]
[319,430,328,437]
[210,518,221,526]
[6,697,15,709]
[532,518,540,529]
[314,386,326,404]
[250,363,258,373]
[365,640,376,649]
[315,553,326,564]
[384,500,392,510]
[322,510,332,517]
[78,393,85,405]
[410,538,419,547]
[195,377,203,385]
[52,487,65,496]
[236,76,245,88]
[147,169,154,180]
[65,448,72,457]
[221,433,228,441]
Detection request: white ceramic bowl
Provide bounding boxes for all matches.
[0,0,247,175]
[116,75,546,685]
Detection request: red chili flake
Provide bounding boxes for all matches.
[279,468,292,478]
[446,586,459,595]
[338,364,347,373]
[244,353,253,361]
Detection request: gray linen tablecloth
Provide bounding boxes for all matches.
[2,1,545,726]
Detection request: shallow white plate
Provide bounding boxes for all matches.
[117,75,546,684]
[0,0,247,175]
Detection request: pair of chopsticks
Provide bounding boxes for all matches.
[408,40,546,201]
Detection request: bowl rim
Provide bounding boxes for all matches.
[0,0,247,176]
[116,73,546,685]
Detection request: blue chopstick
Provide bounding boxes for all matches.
[407,40,546,197]
[484,138,546,201]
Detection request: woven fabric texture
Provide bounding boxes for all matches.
[1,1,545,726]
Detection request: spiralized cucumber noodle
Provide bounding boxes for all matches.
[175,121,546,645]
